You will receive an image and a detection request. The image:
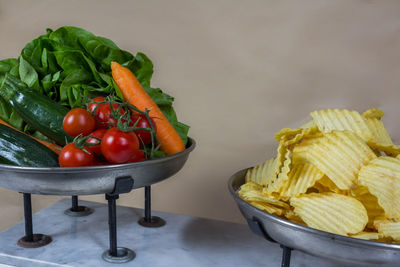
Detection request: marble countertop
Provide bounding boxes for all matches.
[0,199,364,267]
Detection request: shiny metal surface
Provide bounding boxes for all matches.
[229,168,400,265]
[0,138,195,196]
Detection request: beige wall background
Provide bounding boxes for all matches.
[0,0,400,231]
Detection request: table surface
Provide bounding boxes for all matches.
[0,199,372,267]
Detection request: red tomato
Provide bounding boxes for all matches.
[127,150,146,163]
[130,114,157,145]
[86,129,107,157]
[63,108,95,137]
[88,96,106,113]
[59,143,95,167]
[101,128,140,164]
[94,102,125,129]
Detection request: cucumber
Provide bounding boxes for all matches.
[0,124,59,167]
[0,74,72,145]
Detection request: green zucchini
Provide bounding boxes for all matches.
[0,74,72,145]
[0,124,59,167]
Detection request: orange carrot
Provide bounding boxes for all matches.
[111,61,185,155]
[0,119,61,155]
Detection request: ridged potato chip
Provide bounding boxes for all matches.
[310,109,373,142]
[349,231,384,240]
[362,108,384,120]
[280,163,324,198]
[358,156,400,220]
[293,130,376,190]
[249,201,286,216]
[313,176,345,194]
[238,184,290,209]
[351,186,385,228]
[290,193,368,235]
[365,117,400,156]
[374,219,400,241]
[245,158,277,186]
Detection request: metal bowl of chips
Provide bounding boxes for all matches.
[0,138,195,195]
[229,168,400,265]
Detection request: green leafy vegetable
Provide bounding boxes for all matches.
[0,26,189,145]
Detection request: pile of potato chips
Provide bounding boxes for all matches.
[239,108,400,242]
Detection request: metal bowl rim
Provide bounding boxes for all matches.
[228,167,400,251]
[0,137,195,174]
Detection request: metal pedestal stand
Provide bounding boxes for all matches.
[138,186,166,228]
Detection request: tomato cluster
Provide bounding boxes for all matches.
[59,97,156,167]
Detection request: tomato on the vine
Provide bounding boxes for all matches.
[101,128,140,164]
[59,143,95,167]
[87,96,106,113]
[63,108,95,137]
[130,114,156,145]
[86,129,107,157]
[88,97,126,129]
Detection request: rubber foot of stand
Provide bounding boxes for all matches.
[17,234,52,248]
[102,247,136,263]
[64,206,94,217]
[138,216,166,228]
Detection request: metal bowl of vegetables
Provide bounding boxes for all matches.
[228,168,400,265]
[0,137,195,195]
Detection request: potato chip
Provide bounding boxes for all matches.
[285,209,306,225]
[362,108,385,120]
[249,201,286,216]
[293,130,376,190]
[349,231,383,240]
[245,158,277,186]
[313,176,345,194]
[310,109,373,142]
[274,126,320,146]
[280,163,324,198]
[300,120,315,129]
[374,219,400,241]
[358,156,400,220]
[364,117,400,156]
[290,193,368,235]
[351,186,385,228]
[238,184,290,209]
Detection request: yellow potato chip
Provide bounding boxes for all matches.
[358,156,400,220]
[300,119,315,129]
[264,147,291,194]
[350,186,385,228]
[290,193,368,235]
[362,108,385,120]
[280,163,324,198]
[310,109,373,142]
[245,158,278,186]
[249,201,285,216]
[238,183,290,209]
[374,219,400,241]
[349,231,384,240]
[274,126,320,146]
[293,130,376,190]
[364,117,400,156]
[285,209,306,225]
[313,176,346,194]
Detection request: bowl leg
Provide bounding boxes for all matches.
[17,193,52,248]
[138,186,166,228]
[64,196,94,217]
